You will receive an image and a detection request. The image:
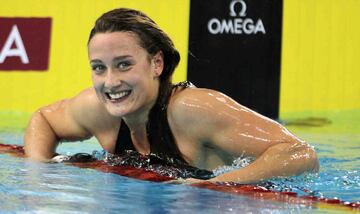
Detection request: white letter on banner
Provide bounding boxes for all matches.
[0,25,29,64]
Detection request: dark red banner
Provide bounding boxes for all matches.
[0,17,52,71]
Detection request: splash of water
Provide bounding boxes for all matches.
[212,155,255,176]
[92,150,214,180]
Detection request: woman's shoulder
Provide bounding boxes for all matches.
[170,85,234,111]
[68,88,118,131]
[69,87,104,114]
[170,86,210,110]
[168,84,251,127]
[168,86,230,124]
[168,85,241,142]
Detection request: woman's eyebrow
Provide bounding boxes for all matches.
[113,55,132,61]
[90,56,133,64]
[90,59,103,64]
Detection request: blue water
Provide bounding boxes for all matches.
[0,125,359,213]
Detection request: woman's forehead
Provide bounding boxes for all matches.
[88,32,146,57]
[89,32,141,47]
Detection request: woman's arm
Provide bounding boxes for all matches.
[210,140,319,183]
[24,108,62,161]
[171,88,319,183]
[24,88,98,161]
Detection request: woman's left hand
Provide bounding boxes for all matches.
[165,177,206,185]
[183,178,206,184]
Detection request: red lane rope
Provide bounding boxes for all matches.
[1,143,359,210]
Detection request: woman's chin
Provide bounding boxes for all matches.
[105,104,129,118]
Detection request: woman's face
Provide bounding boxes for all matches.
[88,32,163,118]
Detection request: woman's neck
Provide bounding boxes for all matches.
[122,81,161,131]
[120,111,150,155]
[120,94,157,155]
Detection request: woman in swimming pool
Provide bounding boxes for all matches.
[24,8,319,183]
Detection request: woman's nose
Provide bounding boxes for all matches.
[104,69,121,88]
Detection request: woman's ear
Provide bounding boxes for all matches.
[152,51,164,77]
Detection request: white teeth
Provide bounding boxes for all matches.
[108,91,130,100]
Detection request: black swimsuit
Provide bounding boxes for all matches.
[114,119,136,153]
[114,81,214,179]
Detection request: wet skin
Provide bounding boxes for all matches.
[24,32,319,183]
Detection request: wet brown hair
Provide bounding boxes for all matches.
[89,8,187,163]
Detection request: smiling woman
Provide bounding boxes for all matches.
[24,8,318,184]
[89,32,162,118]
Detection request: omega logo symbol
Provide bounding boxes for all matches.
[208,0,266,35]
[229,0,247,17]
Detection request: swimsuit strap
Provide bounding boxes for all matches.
[115,120,135,154]
[173,80,194,89]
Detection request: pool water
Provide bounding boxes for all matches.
[0,113,359,213]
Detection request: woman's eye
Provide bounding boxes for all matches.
[91,65,106,74]
[117,61,131,71]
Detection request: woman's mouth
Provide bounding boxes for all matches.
[105,90,131,102]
